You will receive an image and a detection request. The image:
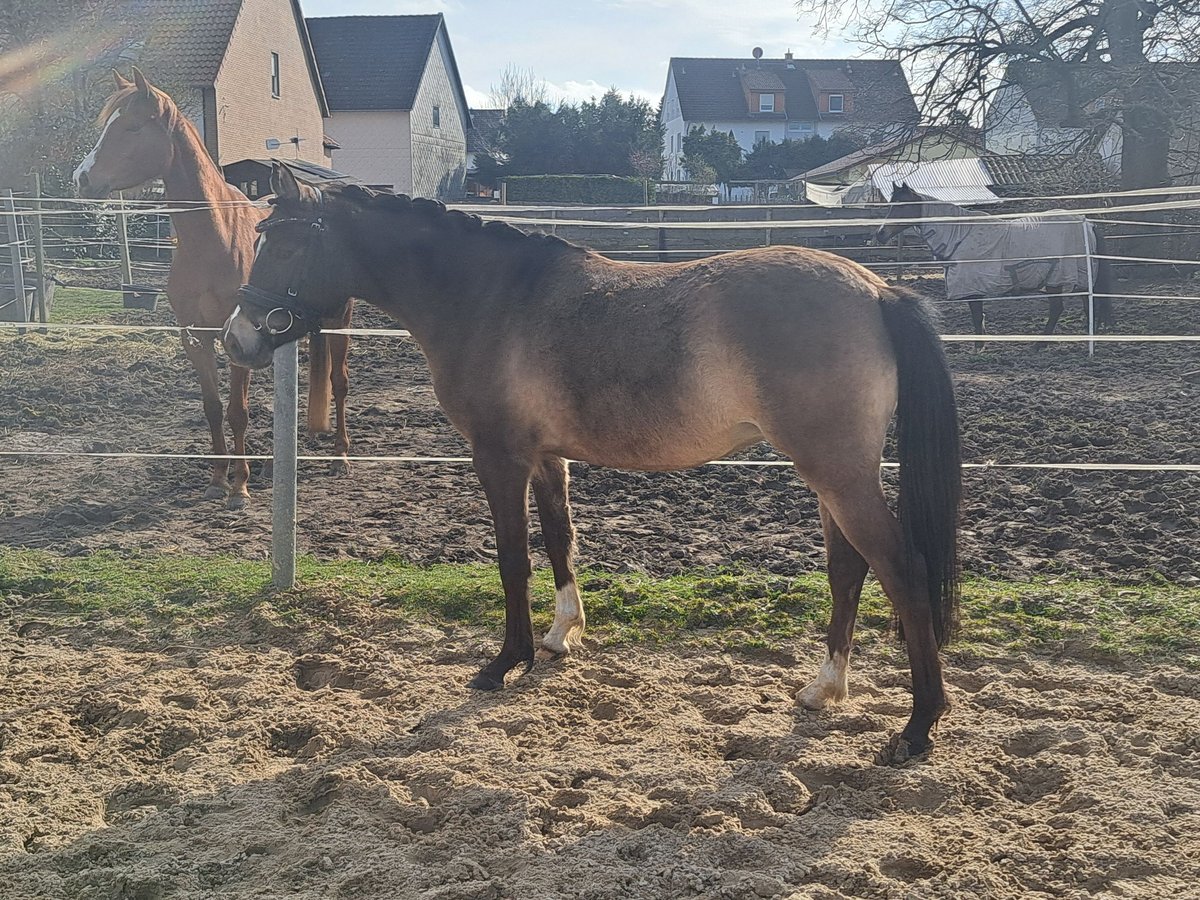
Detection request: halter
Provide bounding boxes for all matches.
[236,188,329,335]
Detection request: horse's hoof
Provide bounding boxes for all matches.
[329,458,351,477]
[874,733,932,766]
[535,646,564,662]
[226,493,249,511]
[203,484,227,500]
[468,670,505,691]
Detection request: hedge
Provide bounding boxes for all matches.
[503,175,648,205]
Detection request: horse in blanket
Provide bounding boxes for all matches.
[876,183,1114,345]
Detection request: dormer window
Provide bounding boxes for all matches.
[759,93,775,113]
[828,93,844,113]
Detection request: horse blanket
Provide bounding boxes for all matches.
[916,204,1098,301]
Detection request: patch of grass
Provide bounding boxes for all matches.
[1,548,1197,667]
[50,286,127,324]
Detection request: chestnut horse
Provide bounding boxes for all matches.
[74,68,352,507]
[225,165,963,763]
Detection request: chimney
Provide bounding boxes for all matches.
[784,50,794,60]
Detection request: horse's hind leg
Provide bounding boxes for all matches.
[1037,293,1066,350]
[815,478,948,762]
[968,299,986,352]
[797,501,869,710]
[181,334,229,499]
[226,364,252,509]
[532,456,585,659]
[469,449,536,691]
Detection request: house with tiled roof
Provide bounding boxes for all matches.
[307,14,471,199]
[984,61,1200,182]
[660,50,919,181]
[110,0,330,175]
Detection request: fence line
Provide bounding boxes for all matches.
[3,449,1197,473]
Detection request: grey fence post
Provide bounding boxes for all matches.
[1083,219,1096,358]
[272,340,299,589]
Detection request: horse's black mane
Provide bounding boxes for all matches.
[332,183,581,251]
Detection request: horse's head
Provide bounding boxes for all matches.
[875,182,926,245]
[223,164,357,369]
[74,68,176,198]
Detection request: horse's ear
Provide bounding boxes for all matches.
[131,66,152,99]
[271,162,302,203]
[112,69,132,90]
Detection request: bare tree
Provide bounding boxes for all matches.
[488,64,550,111]
[796,0,1200,189]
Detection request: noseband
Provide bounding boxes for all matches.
[237,189,329,335]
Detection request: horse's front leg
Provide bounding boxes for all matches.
[469,449,536,690]
[968,299,985,352]
[180,332,228,500]
[226,364,252,509]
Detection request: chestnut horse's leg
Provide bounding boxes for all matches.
[817,479,948,763]
[469,449,536,691]
[797,501,869,710]
[328,305,352,477]
[181,333,229,500]
[968,299,985,352]
[532,456,585,659]
[226,364,252,509]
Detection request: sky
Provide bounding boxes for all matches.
[303,0,856,109]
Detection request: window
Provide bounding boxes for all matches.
[759,93,775,113]
[828,93,844,113]
[433,105,441,128]
[754,130,770,145]
[271,52,280,98]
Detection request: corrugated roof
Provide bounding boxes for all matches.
[307,14,441,110]
[669,57,917,126]
[799,125,985,180]
[870,158,1000,205]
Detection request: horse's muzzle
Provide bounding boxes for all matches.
[221,311,274,370]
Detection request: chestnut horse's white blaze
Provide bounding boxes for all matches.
[73,109,121,188]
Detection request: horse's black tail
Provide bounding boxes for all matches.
[1092,225,1114,330]
[878,289,962,647]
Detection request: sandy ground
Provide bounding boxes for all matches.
[2,610,1198,899]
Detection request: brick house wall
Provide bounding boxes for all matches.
[213,0,327,166]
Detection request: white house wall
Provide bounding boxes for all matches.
[408,27,468,199]
[327,110,413,192]
[661,70,687,179]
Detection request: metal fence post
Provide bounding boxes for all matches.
[116,191,133,288]
[1083,219,1096,358]
[272,340,299,589]
[31,174,47,327]
[2,190,27,329]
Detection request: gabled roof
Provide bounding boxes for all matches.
[306,14,453,112]
[667,57,918,126]
[109,1,328,115]
[999,61,1200,129]
[467,109,504,154]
